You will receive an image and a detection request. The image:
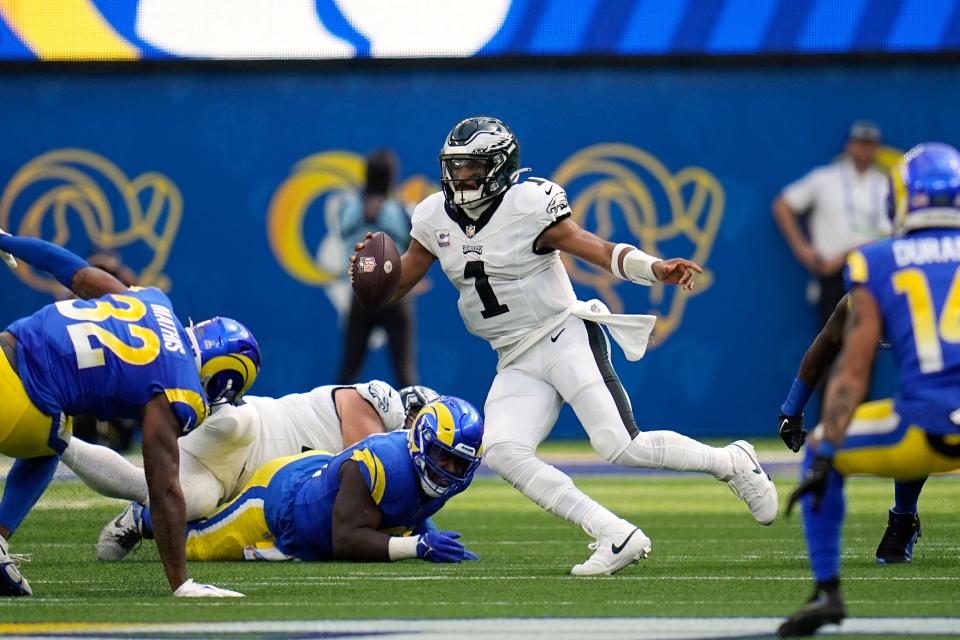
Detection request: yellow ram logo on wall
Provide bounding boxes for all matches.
[0,148,181,295]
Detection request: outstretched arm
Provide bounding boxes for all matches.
[538,218,703,290]
[330,461,475,563]
[785,287,880,515]
[820,287,880,447]
[141,395,189,591]
[778,295,850,451]
[331,460,390,561]
[797,294,849,388]
[335,388,387,448]
[0,232,127,298]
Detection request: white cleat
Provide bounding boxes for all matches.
[96,502,144,561]
[0,535,31,596]
[571,523,652,577]
[724,440,778,525]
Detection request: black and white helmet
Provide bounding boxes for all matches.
[440,116,521,208]
[398,385,440,428]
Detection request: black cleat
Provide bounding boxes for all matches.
[778,583,846,637]
[876,509,920,564]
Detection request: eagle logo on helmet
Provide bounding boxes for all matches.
[439,116,522,209]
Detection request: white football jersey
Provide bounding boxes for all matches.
[411,178,577,353]
[182,382,401,498]
[241,385,345,467]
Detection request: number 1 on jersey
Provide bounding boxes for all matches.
[464,261,509,319]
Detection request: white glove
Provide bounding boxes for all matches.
[173,578,244,598]
[0,228,16,268]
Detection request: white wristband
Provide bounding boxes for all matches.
[611,243,660,286]
[387,535,419,561]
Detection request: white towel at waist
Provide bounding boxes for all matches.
[569,299,656,361]
[495,299,656,370]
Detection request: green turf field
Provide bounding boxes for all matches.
[1,472,958,633]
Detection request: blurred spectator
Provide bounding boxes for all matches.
[71,249,140,451]
[773,120,891,325]
[337,149,418,388]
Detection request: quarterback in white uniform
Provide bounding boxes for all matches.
[351,116,778,576]
[90,381,430,561]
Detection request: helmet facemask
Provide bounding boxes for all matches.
[407,397,483,499]
[439,116,521,209]
[441,153,509,208]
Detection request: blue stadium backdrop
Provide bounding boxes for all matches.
[0,64,952,436]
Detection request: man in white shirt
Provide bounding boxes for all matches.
[773,120,891,324]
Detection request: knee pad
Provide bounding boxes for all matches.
[483,441,537,484]
[179,452,226,520]
[592,428,633,463]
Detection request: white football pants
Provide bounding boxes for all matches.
[483,316,734,538]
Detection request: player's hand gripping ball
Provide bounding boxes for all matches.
[350,231,402,311]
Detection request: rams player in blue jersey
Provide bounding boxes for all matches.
[778,296,927,565]
[0,231,260,597]
[179,396,482,565]
[779,143,960,637]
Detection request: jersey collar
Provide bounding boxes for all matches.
[443,189,507,238]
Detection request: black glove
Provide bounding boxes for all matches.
[785,454,834,517]
[778,413,806,452]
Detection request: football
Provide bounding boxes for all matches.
[351,231,402,311]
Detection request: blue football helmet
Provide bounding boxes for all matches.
[890,142,960,233]
[186,317,261,405]
[407,396,483,498]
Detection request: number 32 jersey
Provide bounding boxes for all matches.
[411,178,578,354]
[7,287,207,434]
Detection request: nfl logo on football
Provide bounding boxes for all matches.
[359,256,377,273]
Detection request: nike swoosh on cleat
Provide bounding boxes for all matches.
[732,443,763,474]
[545,186,553,195]
[550,328,565,342]
[611,528,641,555]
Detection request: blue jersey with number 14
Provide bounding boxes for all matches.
[846,228,960,434]
[6,287,207,434]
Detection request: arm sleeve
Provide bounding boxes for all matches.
[0,235,88,287]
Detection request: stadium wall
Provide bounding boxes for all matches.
[0,62,954,437]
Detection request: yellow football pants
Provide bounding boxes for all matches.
[828,399,960,479]
[0,347,69,458]
[185,450,327,561]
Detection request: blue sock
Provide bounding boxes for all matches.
[801,448,846,583]
[893,478,926,515]
[141,506,154,539]
[0,456,59,534]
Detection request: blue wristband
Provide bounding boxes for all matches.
[780,378,813,416]
[817,441,838,459]
[0,235,88,287]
